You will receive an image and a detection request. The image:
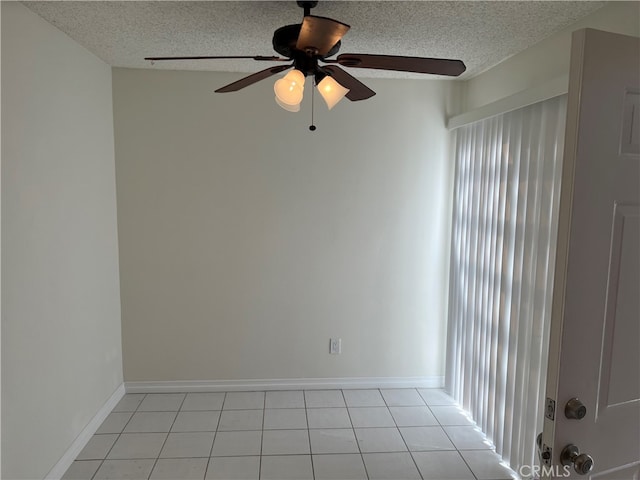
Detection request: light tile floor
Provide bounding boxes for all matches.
[63,389,517,480]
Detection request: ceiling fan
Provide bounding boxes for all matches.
[145,1,466,115]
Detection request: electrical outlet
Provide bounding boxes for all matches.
[329,338,342,355]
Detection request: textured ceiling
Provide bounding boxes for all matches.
[24,1,606,79]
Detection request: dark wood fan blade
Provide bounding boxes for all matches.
[335,54,466,76]
[296,15,350,56]
[145,55,289,61]
[215,64,293,93]
[322,66,375,101]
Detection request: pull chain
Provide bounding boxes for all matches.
[309,80,316,131]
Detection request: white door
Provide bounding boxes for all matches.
[542,29,639,479]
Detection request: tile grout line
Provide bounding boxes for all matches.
[146,394,187,480]
[456,450,481,480]
[90,393,148,480]
[382,388,426,480]
[259,391,266,480]
[455,447,481,480]
[341,388,370,480]
[427,399,481,480]
[421,397,459,478]
[204,391,227,479]
[302,390,315,480]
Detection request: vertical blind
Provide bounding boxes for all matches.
[446,95,567,471]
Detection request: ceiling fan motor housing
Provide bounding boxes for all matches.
[272,23,341,74]
[273,28,340,80]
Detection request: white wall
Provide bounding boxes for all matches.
[1,4,122,479]
[113,68,453,382]
[462,1,640,112]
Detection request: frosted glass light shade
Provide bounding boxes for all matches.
[274,70,305,108]
[317,76,349,110]
[275,96,300,112]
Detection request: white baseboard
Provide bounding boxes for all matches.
[125,376,444,393]
[45,384,125,480]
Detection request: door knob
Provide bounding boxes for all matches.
[560,444,594,475]
[564,398,587,419]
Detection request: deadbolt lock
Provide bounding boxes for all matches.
[565,398,587,419]
[561,444,594,475]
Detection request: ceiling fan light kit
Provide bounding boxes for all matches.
[275,96,301,112]
[316,75,350,110]
[274,69,305,108]
[145,0,466,125]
